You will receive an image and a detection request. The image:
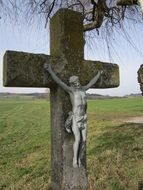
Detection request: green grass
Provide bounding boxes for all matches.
[0,97,143,190]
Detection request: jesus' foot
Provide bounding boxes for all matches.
[78,159,81,167]
[73,159,78,168]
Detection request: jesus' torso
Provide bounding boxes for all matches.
[69,88,87,117]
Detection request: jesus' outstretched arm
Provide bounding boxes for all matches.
[44,63,71,93]
[83,70,103,91]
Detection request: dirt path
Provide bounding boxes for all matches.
[125,116,143,124]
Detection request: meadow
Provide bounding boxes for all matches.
[0,97,143,190]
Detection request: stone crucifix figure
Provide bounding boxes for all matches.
[3,8,119,190]
[44,63,103,168]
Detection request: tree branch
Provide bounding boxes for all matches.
[84,0,109,31]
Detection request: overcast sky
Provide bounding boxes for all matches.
[0,17,143,96]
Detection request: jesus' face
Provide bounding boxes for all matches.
[69,76,81,89]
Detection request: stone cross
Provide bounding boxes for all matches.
[3,9,119,190]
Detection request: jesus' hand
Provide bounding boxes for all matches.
[44,63,51,71]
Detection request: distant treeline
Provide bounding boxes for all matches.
[0,92,142,100]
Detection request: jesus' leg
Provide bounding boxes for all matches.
[80,128,87,160]
[72,117,81,168]
[78,119,87,167]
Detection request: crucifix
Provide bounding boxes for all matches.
[44,63,103,169]
[3,9,119,190]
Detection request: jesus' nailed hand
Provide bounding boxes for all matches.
[44,62,103,168]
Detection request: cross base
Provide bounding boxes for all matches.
[49,167,87,190]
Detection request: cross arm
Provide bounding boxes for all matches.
[81,60,119,88]
[3,50,53,87]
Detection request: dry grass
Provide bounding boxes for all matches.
[0,97,143,190]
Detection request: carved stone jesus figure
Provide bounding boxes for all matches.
[44,63,102,168]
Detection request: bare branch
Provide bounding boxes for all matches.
[84,0,109,31]
[117,0,138,6]
[0,0,143,33]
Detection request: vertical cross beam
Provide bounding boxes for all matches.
[3,8,119,190]
[49,9,88,190]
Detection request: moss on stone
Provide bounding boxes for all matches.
[3,50,50,87]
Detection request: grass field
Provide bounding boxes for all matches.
[0,97,143,190]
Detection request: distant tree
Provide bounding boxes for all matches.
[137,64,143,95]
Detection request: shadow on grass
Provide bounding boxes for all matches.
[89,123,143,155]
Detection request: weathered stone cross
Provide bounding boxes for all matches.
[3,9,119,190]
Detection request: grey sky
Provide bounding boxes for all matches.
[0,18,143,96]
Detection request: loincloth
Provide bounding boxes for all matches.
[64,112,87,133]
